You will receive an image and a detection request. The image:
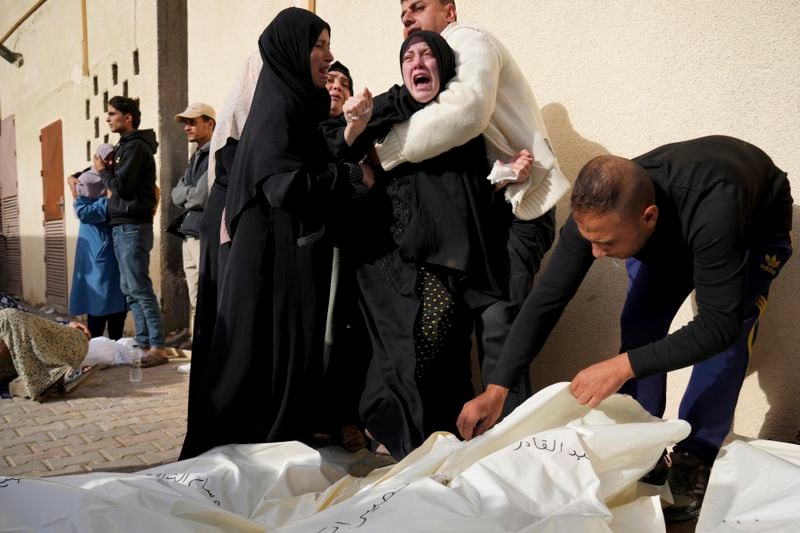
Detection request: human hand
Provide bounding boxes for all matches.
[510,149,534,183]
[359,161,375,190]
[569,353,635,408]
[343,88,373,146]
[343,88,373,123]
[67,176,79,199]
[68,321,91,340]
[456,384,509,440]
[93,153,106,172]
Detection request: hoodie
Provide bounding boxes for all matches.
[101,129,159,225]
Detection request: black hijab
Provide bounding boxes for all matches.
[225,7,332,235]
[352,30,456,151]
[329,61,354,93]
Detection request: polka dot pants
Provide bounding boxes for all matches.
[413,267,457,381]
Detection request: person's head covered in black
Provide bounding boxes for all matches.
[398,29,455,106]
[327,61,354,118]
[345,29,456,154]
[225,7,334,236]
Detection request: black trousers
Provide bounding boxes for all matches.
[475,208,556,417]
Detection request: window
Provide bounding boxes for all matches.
[103,91,108,112]
[85,99,90,120]
[122,80,128,97]
[93,117,99,139]
[112,63,118,85]
[132,49,139,75]
[92,75,98,95]
[86,140,91,162]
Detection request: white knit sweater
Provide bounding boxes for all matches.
[375,23,569,220]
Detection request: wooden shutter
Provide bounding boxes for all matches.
[0,117,23,296]
[40,119,64,222]
[0,195,23,297]
[0,116,19,198]
[44,219,68,307]
[40,120,68,307]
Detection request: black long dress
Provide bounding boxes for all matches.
[324,31,509,458]
[180,8,360,457]
[179,139,235,460]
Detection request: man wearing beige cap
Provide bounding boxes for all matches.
[169,102,216,360]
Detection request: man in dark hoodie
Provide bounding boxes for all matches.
[96,96,168,367]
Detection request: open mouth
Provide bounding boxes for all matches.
[413,72,432,90]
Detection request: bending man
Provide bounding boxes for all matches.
[458,135,793,522]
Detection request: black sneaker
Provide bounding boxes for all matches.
[664,451,711,523]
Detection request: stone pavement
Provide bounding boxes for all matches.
[0,356,190,477]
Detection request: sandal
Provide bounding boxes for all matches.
[63,365,97,395]
[340,424,367,452]
[140,349,169,368]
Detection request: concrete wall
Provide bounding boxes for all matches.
[187,1,305,110]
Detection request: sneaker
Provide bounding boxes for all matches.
[663,451,711,523]
[176,363,191,374]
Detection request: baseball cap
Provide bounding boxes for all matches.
[175,102,216,122]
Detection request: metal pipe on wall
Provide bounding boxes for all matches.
[81,0,89,76]
[0,0,49,45]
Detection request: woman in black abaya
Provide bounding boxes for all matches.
[180,7,372,458]
[324,31,515,458]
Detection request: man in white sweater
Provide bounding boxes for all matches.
[377,0,569,417]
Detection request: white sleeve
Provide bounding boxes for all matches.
[374,26,501,171]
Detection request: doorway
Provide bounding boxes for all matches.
[40,119,68,308]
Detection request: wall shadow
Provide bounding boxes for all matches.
[683,206,800,444]
[527,103,619,389]
[540,102,609,182]
[748,205,800,443]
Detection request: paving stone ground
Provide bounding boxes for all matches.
[0,357,190,477]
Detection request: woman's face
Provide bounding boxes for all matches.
[310,29,334,89]
[402,39,440,104]
[326,71,352,117]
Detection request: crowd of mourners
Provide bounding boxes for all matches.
[177,4,794,524]
[179,7,562,460]
[0,1,793,525]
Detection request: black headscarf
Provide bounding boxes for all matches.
[225,7,332,235]
[329,61,354,93]
[355,30,456,150]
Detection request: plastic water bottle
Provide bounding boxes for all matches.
[129,347,143,383]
